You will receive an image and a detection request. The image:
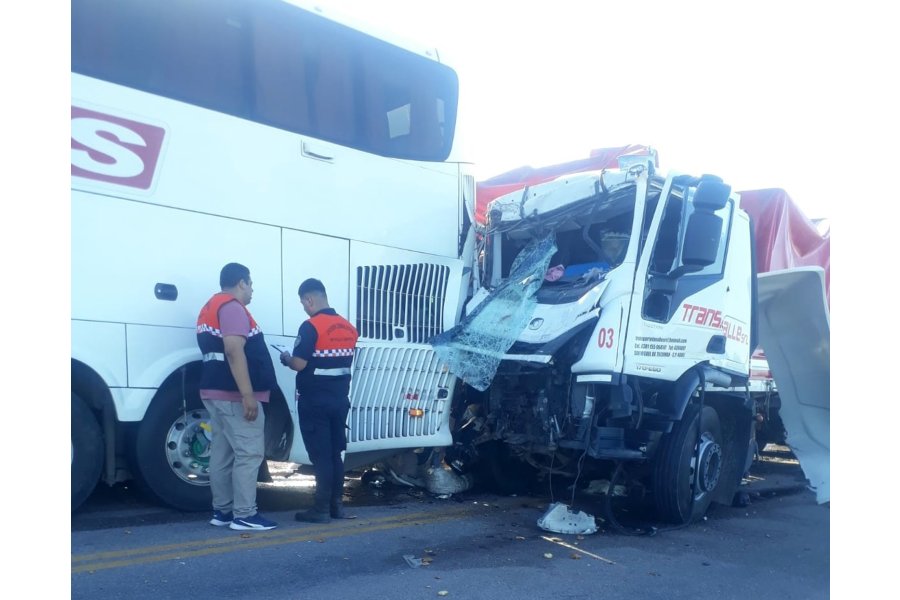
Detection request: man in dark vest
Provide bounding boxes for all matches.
[280,278,359,523]
[197,262,278,531]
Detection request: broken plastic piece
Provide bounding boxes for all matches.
[425,465,474,495]
[403,554,424,568]
[536,502,598,535]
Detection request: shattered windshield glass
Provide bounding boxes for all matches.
[431,233,557,391]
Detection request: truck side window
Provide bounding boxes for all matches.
[643,189,734,323]
[637,190,661,261]
[649,193,683,275]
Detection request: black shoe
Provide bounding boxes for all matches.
[294,509,331,523]
[330,501,357,520]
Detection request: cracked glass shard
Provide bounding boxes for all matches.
[431,233,557,391]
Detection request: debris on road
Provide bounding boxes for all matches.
[541,536,617,565]
[536,502,598,535]
[403,555,424,568]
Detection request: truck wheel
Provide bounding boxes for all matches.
[72,393,104,511]
[131,386,212,511]
[652,403,723,524]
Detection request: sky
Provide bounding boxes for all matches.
[327,0,892,222]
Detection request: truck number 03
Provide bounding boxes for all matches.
[597,328,614,348]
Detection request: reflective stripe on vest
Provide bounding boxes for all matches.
[313,367,352,376]
[196,292,261,338]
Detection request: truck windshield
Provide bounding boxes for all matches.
[491,182,637,290]
[433,233,557,390]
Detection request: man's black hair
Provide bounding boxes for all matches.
[220,262,250,288]
[298,278,327,297]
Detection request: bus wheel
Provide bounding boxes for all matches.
[652,403,723,524]
[132,386,212,511]
[72,393,104,511]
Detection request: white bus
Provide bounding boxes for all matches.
[71,0,476,511]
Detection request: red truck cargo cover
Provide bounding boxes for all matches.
[738,189,830,305]
[474,147,830,304]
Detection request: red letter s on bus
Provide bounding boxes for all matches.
[71,107,166,190]
[71,118,147,178]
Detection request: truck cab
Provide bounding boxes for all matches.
[438,157,758,524]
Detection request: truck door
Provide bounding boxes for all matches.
[623,175,747,383]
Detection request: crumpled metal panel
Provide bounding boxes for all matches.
[430,233,557,391]
[757,268,830,503]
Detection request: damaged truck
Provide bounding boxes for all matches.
[432,150,830,526]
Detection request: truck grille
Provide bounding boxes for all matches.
[348,344,452,442]
[356,263,450,343]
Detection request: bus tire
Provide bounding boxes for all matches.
[72,392,104,511]
[652,403,723,524]
[132,386,212,511]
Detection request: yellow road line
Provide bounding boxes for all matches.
[73,508,441,563]
[73,505,481,574]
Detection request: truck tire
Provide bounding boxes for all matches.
[652,403,723,524]
[131,386,212,511]
[72,392,104,511]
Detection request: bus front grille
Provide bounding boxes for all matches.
[348,344,452,443]
[356,263,450,344]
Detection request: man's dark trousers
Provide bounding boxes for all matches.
[298,397,349,513]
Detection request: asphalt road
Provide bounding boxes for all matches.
[70,448,829,600]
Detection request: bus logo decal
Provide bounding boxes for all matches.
[71,106,165,190]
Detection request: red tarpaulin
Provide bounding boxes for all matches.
[474,147,830,303]
[739,189,830,304]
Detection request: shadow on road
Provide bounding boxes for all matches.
[72,444,814,533]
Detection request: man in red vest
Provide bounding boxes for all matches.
[280,278,359,523]
[197,262,278,531]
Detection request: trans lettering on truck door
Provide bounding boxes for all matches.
[681,303,750,346]
[71,106,165,190]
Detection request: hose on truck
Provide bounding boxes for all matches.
[600,461,657,536]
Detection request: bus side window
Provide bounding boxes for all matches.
[360,48,412,156]
[408,83,443,158]
[311,45,356,145]
[71,0,130,83]
[360,55,390,152]
[250,6,311,133]
[152,3,245,116]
